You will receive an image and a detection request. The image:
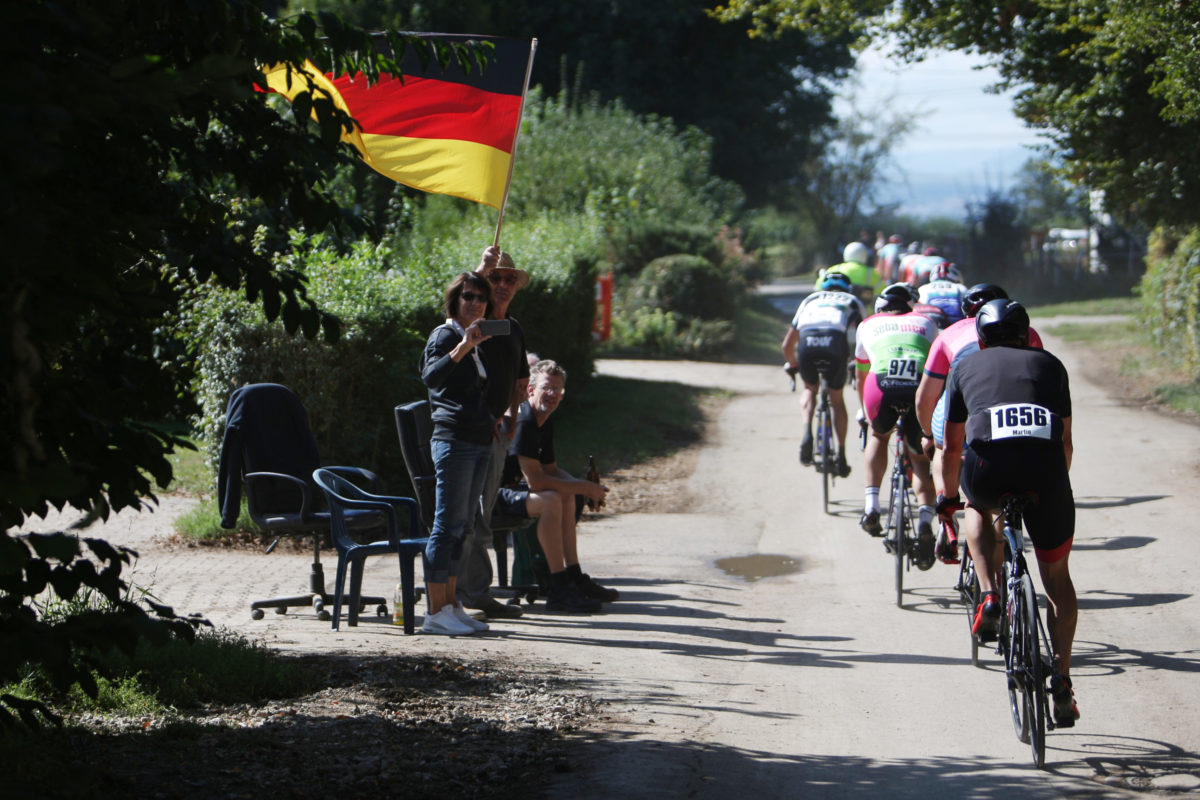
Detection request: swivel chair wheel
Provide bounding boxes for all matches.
[317,609,331,622]
[376,604,387,618]
[251,608,265,621]
[273,606,287,615]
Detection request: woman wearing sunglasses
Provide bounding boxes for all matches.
[418,271,497,635]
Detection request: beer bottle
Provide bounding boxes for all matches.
[585,455,604,511]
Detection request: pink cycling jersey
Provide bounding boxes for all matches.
[923,317,1043,380]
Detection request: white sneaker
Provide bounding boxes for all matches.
[453,604,489,632]
[420,606,476,636]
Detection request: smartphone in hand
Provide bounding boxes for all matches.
[478,319,511,336]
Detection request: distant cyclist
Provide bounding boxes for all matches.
[854,283,940,569]
[782,272,867,476]
[901,247,945,287]
[818,242,885,306]
[916,284,1046,559]
[917,262,968,326]
[876,234,905,283]
[937,299,1079,728]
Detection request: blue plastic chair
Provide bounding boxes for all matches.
[312,468,428,633]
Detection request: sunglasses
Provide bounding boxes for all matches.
[488,273,519,286]
[460,291,487,303]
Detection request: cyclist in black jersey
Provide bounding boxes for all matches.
[938,300,1080,727]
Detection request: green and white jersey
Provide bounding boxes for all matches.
[854,311,939,385]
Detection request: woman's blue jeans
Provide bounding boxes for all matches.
[426,438,492,584]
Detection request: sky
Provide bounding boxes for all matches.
[836,43,1047,220]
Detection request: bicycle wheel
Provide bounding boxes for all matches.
[956,548,980,666]
[892,468,908,607]
[817,398,833,514]
[1005,572,1031,745]
[1019,574,1047,767]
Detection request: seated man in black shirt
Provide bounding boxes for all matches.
[496,359,616,613]
[939,299,1079,727]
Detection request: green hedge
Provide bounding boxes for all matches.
[181,215,603,493]
[1138,226,1200,378]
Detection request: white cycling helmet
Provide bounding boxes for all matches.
[843,242,871,265]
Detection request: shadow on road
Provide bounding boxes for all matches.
[553,725,1200,797]
[1073,535,1156,551]
[1075,494,1167,509]
[1073,638,1200,676]
[1075,589,1188,611]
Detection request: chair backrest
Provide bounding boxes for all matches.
[311,468,361,547]
[394,400,436,532]
[219,383,322,521]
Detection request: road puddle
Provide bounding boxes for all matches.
[714,553,803,582]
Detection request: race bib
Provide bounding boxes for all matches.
[886,358,920,383]
[989,403,1052,440]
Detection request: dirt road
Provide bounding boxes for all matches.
[26,316,1200,797]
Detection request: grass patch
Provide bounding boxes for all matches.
[4,627,313,719]
[90,627,312,708]
[1027,296,1132,317]
[1042,317,1200,417]
[174,497,257,543]
[165,437,211,496]
[555,374,719,473]
[728,295,790,364]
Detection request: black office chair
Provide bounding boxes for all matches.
[216,383,389,621]
[393,399,539,604]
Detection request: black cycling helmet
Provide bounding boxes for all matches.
[961,283,1008,318]
[975,299,1030,347]
[874,282,918,314]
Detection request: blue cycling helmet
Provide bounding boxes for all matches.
[819,271,853,293]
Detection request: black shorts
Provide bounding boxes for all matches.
[796,327,849,390]
[495,486,530,518]
[961,441,1075,555]
[870,383,922,451]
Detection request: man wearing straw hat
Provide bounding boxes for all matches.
[456,245,532,620]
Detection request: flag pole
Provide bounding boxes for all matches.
[493,38,538,248]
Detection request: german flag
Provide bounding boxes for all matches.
[264,35,533,208]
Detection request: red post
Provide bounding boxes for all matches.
[593,271,614,341]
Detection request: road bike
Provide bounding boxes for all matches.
[789,364,842,514]
[882,411,917,607]
[996,492,1058,768]
[953,529,980,666]
[813,371,838,514]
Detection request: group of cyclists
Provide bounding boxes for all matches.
[781,239,1081,730]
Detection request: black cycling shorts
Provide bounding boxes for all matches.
[796,327,849,390]
[961,441,1075,557]
[870,383,923,451]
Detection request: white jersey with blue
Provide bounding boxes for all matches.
[918,279,967,325]
[791,290,867,334]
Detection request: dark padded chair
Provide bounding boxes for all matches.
[216,383,389,622]
[394,399,539,604]
[312,468,428,633]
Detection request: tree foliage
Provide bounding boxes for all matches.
[0,1,469,529]
[289,0,857,205]
[0,0,469,728]
[712,0,1200,230]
